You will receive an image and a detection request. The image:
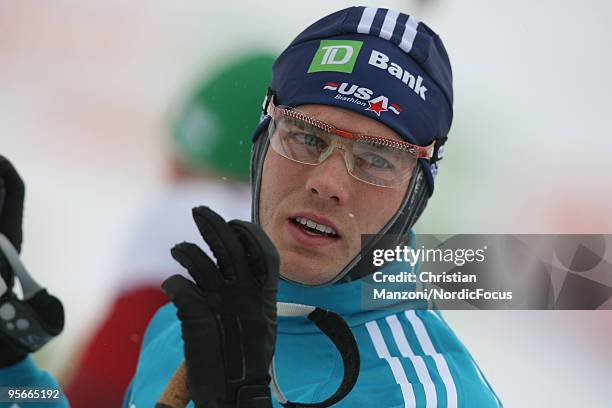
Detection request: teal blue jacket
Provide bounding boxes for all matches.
[0,250,503,408]
[124,273,503,407]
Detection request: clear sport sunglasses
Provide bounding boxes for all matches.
[266,98,436,188]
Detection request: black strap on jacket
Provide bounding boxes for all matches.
[270,303,360,408]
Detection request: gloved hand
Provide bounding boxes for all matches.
[0,155,25,252]
[0,155,65,367]
[162,206,279,408]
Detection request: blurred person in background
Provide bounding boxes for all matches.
[61,52,274,407]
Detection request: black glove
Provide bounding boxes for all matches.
[162,206,279,408]
[0,155,24,252]
[0,155,64,367]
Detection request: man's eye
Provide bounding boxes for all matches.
[360,153,393,170]
[293,133,326,149]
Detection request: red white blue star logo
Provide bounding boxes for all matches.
[366,99,388,116]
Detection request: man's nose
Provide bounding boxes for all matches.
[304,150,351,204]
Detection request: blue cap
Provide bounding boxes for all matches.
[264,6,453,194]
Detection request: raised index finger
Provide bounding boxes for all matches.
[191,206,246,283]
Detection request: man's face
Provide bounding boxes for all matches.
[258,104,410,285]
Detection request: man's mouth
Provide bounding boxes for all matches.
[290,216,339,238]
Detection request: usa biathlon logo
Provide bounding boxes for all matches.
[323,82,402,116]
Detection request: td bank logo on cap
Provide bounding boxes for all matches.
[308,40,363,74]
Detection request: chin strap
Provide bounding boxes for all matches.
[334,167,428,284]
[271,303,360,408]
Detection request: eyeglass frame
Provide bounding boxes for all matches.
[265,97,439,161]
[264,96,443,188]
